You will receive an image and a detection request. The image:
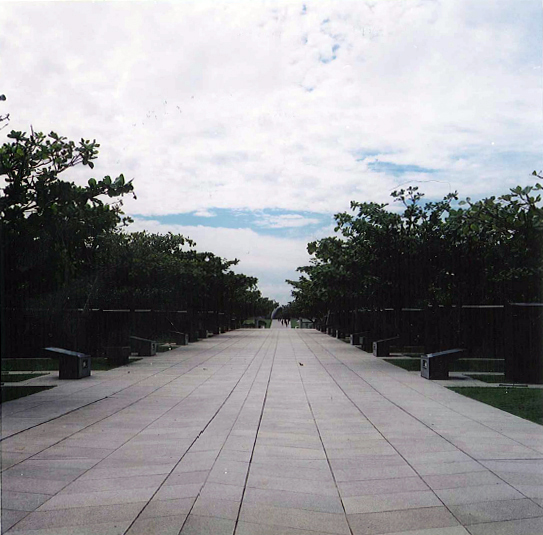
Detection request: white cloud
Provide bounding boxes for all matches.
[1,0,540,218]
[193,209,216,218]
[256,213,321,228]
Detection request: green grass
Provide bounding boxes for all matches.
[2,358,142,372]
[1,386,56,404]
[464,374,506,384]
[384,358,421,371]
[383,358,504,373]
[448,387,543,425]
[1,372,49,383]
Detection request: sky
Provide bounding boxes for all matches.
[1,0,542,304]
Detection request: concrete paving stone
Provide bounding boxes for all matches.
[3,520,133,535]
[361,529,470,535]
[422,471,503,490]
[334,465,418,482]
[331,458,408,471]
[414,461,487,477]
[1,509,28,533]
[236,520,345,535]
[403,451,474,465]
[77,464,172,481]
[3,465,87,483]
[36,487,156,511]
[343,490,442,514]
[251,458,330,470]
[1,453,34,471]
[208,466,248,486]
[218,449,252,462]
[0,477,69,495]
[1,491,51,512]
[449,498,543,525]
[148,483,202,501]
[326,445,398,459]
[191,496,241,519]
[244,487,344,514]
[7,503,145,532]
[140,497,195,518]
[58,474,166,494]
[32,446,115,461]
[249,462,334,482]
[247,473,339,496]
[239,502,351,534]
[163,470,209,486]
[435,483,524,506]
[466,516,543,535]
[513,486,543,499]
[21,459,100,471]
[199,482,244,501]
[174,451,219,472]
[347,506,460,535]
[94,456,178,469]
[481,460,543,474]
[338,477,429,498]
[179,514,235,534]
[125,514,187,535]
[253,445,326,460]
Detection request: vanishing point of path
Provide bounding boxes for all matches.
[2,325,543,534]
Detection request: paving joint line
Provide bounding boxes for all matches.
[0,335,236,444]
[289,332,355,535]
[296,331,470,527]
[4,332,260,532]
[232,329,279,534]
[304,332,543,518]
[124,329,275,535]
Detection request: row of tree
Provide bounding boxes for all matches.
[1,123,277,322]
[287,180,543,320]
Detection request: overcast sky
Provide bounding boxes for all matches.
[2,0,542,304]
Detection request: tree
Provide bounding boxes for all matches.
[0,129,135,306]
[288,181,543,321]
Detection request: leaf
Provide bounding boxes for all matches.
[88,178,97,187]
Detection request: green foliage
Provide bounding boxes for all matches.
[288,180,543,318]
[1,129,135,304]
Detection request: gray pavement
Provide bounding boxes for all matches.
[2,328,543,534]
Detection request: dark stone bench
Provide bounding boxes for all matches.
[421,348,466,380]
[130,336,157,356]
[373,336,400,357]
[350,332,370,346]
[170,331,189,346]
[105,346,131,365]
[45,347,91,380]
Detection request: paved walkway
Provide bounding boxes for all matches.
[2,328,543,535]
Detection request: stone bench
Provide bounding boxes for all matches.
[129,336,157,356]
[170,331,189,346]
[421,348,466,380]
[373,336,400,357]
[45,347,91,380]
[105,346,131,365]
[350,332,370,346]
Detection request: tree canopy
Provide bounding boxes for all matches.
[0,124,277,320]
[287,180,543,319]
